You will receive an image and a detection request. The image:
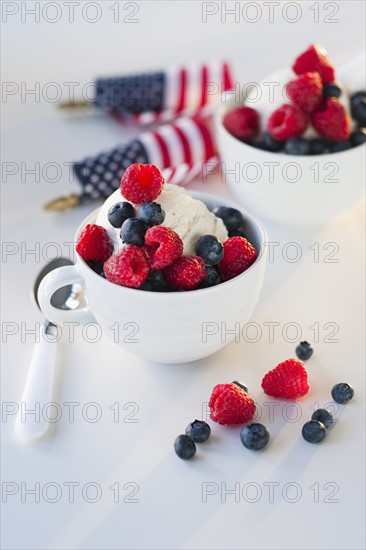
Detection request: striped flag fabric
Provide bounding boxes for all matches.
[95,60,233,125]
[73,116,218,199]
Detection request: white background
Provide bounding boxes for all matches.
[1,1,365,549]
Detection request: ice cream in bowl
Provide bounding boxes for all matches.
[215,45,365,226]
[38,163,267,364]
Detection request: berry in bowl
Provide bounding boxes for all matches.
[215,45,365,226]
[38,164,267,364]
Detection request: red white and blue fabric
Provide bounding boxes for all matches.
[74,116,219,199]
[73,60,234,198]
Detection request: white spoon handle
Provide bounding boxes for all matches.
[15,323,58,440]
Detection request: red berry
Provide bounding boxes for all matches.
[261,358,310,400]
[286,72,323,113]
[219,236,257,281]
[104,246,149,288]
[223,106,259,141]
[311,98,351,142]
[76,224,113,263]
[292,44,335,84]
[209,383,256,425]
[120,163,164,205]
[164,256,206,290]
[267,104,308,141]
[144,226,183,270]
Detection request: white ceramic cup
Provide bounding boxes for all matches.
[38,191,267,364]
[214,90,365,226]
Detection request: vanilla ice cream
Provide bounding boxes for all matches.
[96,184,228,256]
[245,67,352,138]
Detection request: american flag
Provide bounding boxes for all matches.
[95,60,233,125]
[73,116,219,199]
[72,61,234,199]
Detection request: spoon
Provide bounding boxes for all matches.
[15,257,82,440]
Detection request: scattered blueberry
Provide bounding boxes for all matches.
[195,235,224,265]
[309,138,330,155]
[108,201,135,228]
[284,137,310,155]
[232,380,248,393]
[138,202,165,226]
[120,218,148,246]
[86,260,105,276]
[185,420,211,443]
[302,420,326,443]
[213,206,245,232]
[350,129,366,147]
[331,383,354,404]
[174,434,196,460]
[330,141,352,153]
[311,409,333,429]
[351,94,366,127]
[295,341,313,361]
[199,265,222,288]
[263,131,283,152]
[323,82,341,99]
[240,423,270,450]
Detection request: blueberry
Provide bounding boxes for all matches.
[330,141,352,153]
[120,218,148,246]
[350,129,366,147]
[309,138,330,155]
[195,235,224,265]
[232,380,248,393]
[138,202,165,226]
[199,266,222,288]
[295,341,313,361]
[284,137,310,155]
[302,420,326,443]
[263,131,283,152]
[108,201,135,228]
[240,423,270,450]
[174,434,196,459]
[350,90,366,104]
[146,269,167,291]
[213,206,245,232]
[255,142,270,151]
[323,82,341,99]
[311,409,333,429]
[185,420,211,443]
[228,228,247,238]
[86,260,105,276]
[351,96,366,126]
[331,383,354,404]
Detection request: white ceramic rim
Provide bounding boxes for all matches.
[76,190,268,297]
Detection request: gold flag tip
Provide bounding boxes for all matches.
[43,194,81,212]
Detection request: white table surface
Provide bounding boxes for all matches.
[1,2,365,549]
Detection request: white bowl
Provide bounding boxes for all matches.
[215,92,365,226]
[38,191,267,364]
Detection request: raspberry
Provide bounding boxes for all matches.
[311,98,351,142]
[104,246,149,288]
[144,226,183,270]
[286,72,323,113]
[164,256,206,291]
[209,383,256,425]
[76,224,113,263]
[267,104,308,141]
[223,106,259,141]
[218,236,257,281]
[120,163,164,205]
[292,44,335,84]
[261,358,310,400]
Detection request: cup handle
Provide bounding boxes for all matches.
[37,265,94,325]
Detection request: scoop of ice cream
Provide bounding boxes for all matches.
[245,67,351,138]
[95,184,228,256]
